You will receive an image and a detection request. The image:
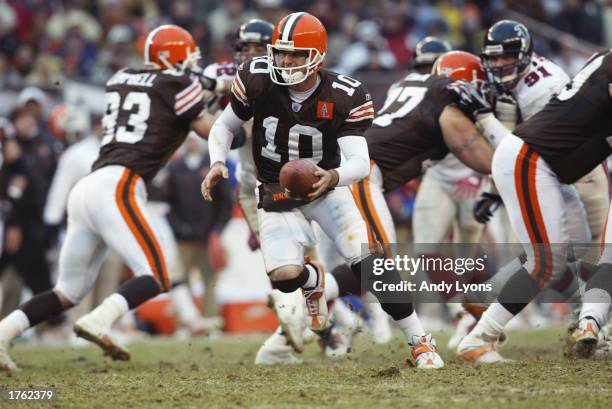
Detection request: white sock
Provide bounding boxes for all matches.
[303,264,319,288]
[88,293,129,328]
[0,310,30,344]
[580,288,612,326]
[470,302,514,337]
[324,273,339,300]
[395,311,425,342]
[170,284,200,324]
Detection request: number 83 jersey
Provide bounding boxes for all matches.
[230,57,374,183]
[92,68,205,183]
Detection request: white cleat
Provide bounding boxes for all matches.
[447,312,476,349]
[565,317,600,358]
[74,316,130,361]
[409,334,444,369]
[317,319,359,358]
[0,342,19,373]
[267,290,306,353]
[302,259,328,332]
[255,328,303,365]
[457,332,510,363]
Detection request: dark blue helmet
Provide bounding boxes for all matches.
[413,36,452,73]
[481,20,533,91]
[235,19,274,63]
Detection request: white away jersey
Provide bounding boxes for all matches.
[513,54,570,121]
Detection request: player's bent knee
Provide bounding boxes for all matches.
[54,283,87,307]
[270,264,308,293]
[52,289,77,309]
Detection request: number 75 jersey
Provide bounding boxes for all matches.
[92,68,205,183]
[230,57,374,183]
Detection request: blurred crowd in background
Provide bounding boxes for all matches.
[1,0,611,89]
[0,0,611,334]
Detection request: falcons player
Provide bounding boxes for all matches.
[203,12,444,368]
[0,25,225,372]
[476,20,608,245]
[456,49,612,361]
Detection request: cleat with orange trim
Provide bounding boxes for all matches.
[0,342,19,373]
[301,259,329,331]
[74,317,130,361]
[457,332,511,363]
[409,334,444,369]
[565,317,600,358]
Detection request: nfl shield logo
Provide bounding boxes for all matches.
[292,102,302,112]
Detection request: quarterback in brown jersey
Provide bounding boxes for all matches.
[457,50,612,361]
[203,12,444,368]
[0,25,222,372]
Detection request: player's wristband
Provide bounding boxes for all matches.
[476,113,511,149]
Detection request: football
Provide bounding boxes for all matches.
[279,159,319,198]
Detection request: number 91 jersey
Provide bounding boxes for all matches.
[515,50,612,184]
[92,68,205,183]
[230,57,374,183]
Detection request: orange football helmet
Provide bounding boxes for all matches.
[144,24,199,71]
[432,51,485,84]
[268,13,327,85]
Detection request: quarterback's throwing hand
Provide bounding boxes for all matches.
[202,162,229,202]
[309,168,339,200]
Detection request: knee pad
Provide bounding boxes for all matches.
[271,266,310,293]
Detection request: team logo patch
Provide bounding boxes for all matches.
[317,101,334,119]
[292,102,302,112]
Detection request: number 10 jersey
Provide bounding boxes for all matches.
[229,57,374,183]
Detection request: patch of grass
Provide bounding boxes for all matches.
[2,327,611,409]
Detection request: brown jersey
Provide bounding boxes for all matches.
[229,56,373,183]
[515,50,612,184]
[365,73,459,191]
[92,68,205,182]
